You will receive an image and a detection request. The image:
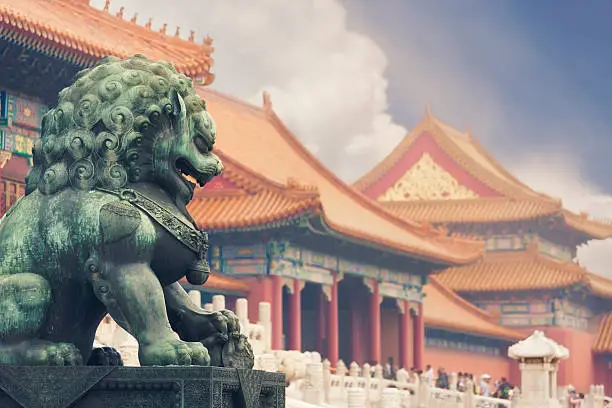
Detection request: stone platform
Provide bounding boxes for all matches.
[0,366,285,408]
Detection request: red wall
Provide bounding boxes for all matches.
[425,347,515,383]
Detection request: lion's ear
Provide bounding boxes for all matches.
[170,90,188,135]
[170,89,186,118]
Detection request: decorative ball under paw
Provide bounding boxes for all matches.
[87,347,124,366]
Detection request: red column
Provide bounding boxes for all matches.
[350,303,362,363]
[399,300,411,370]
[288,278,302,350]
[413,302,425,370]
[327,272,339,366]
[316,289,325,352]
[369,280,381,365]
[271,275,284,350]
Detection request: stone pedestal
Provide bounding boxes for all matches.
[0,366,285,408]
[508,330,569,408]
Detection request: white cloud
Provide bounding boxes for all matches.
[512,152,612,277]
[90,0,612,276]
[91,0,406,180]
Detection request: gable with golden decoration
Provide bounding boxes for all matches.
[378,153,478,201]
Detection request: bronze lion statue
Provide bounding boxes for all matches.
[0,55,253,368]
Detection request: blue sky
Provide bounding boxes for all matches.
[347,0,612,192]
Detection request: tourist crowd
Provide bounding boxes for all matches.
[377,358,513,400]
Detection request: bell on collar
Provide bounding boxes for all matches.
[186,258,211,285]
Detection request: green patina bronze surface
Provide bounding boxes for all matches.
[0,55,253,368]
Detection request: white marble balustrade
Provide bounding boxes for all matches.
[95,294,609,408]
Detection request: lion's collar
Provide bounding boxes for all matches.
[96,187,208,257]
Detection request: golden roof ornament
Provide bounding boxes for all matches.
[103,0,110,12]
[160,23,168,35]
[130,13,138,24]
[145,18,153,30]
[116,6,124,19]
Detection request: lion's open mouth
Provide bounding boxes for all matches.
[176,158,207,190]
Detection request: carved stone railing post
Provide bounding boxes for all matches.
[586,384,605,408]
[512,387,522,408]
[449,372,458,391]
[349,361,360,377]
[381,387,401,408]
[258,302,272,352]
[322,359,331,404]
[187,289,201,307]
[464,379,475,408]
[303,360,324,405]
[337,360,347,400]
[211,294,224,311]
[235,298,249,330]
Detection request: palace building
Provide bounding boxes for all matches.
[353,107,612,391]
[190,89,520,377]
[0,0,588,384]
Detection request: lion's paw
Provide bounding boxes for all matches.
[139,338,210,366]
[87,346,124,366]
[21,341,83,366]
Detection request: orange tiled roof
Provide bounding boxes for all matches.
[381,199,612,240]
[0,0,214,81]
[424,277,522,341]
[196,88,484,265]
[593,313,612,354]
[584,273,612,299]
[188,154,322,230]
[354,109,545,199]
[354,109,612,239]
[381,198,560,223]
[436,250,612,297]
[180,273,250,294]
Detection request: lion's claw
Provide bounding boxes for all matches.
[139,337,210,366]
[20,341,83,366]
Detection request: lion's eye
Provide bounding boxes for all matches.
[194,135,210,154]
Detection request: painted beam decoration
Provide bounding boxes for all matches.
[211,240,424,301]
[0,91,48,161]
[474,298,592,330]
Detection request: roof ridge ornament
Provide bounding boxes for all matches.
[175,26,181,38]
[104,0,110,12]
[202,35,215,53]
[465,124,473,139]
[116,6,124,19]
[262,91,273,112]
[130,13,138,24]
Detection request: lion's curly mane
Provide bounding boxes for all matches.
[25,54,213,195]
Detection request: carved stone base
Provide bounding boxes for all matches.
[0,366,285,408]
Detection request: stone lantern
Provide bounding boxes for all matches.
[508,330,569,408]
